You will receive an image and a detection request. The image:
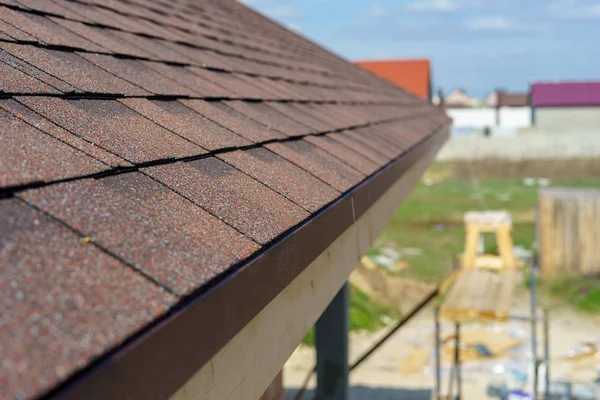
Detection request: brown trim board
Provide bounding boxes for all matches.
[49,123,450,400]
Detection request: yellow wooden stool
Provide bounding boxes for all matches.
[462,211,516,270]
[440,211,517,323]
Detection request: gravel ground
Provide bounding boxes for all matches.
[284,292,600,399]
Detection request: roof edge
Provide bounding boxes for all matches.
[48,123,450,400]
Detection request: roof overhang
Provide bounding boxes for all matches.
[52,126,449,400]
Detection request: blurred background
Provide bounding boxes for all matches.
[243,1,600,399]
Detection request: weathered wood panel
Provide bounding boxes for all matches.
[539,188,600,277]
[440,269,516,323]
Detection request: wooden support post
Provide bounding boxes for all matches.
[316,283,349,400]
[462,225,480,269]
[497,225,516,269]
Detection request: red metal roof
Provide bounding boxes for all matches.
[0,1,449,398]
[356,59,432,100]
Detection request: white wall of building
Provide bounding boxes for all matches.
[446,107,532,135]
[534,107,600,134]
[437,133,600,161]
[446,108,496,128]
[498,107,531,128]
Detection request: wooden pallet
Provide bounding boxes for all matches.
[440,268,516,323]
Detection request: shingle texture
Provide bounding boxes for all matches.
[0,0,449,398]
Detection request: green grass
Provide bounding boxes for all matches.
[549,276,600,313]
[301,284,400,346]
[373,176,540,281]
[370,164,600,296]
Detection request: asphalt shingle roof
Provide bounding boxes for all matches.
[0,0,449,398]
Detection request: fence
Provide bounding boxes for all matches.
[437,132,600,161]
[538,188,600,277]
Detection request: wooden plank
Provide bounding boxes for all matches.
[462,226,480,269]
[579,196,592,275]
[494,269,516,320]
[400,348,430,375]
[440,269,515,323]
[539,189,600,277]
[538,192,552,275]
[497,225,515,269]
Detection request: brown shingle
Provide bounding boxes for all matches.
[289,103,340,130]
[79,53,197,96]
[0,106,106,187]
[225,101,314,136]
[0,8,105,51]
[0,198,176,399]
[268,102,331,131]
[189,67,271,99]
[343,128,402,159]
[119,98,252,150]
[110,31,192,63]
[182,99,286,142]
[18,97,204,163]
[11,0,94,21]
[0,43,147,95]
[50,18,155,59]
[143,159,309,244]
[20,173,260,295]
[266,140,364,192]
[143,61,232,97]
[0,56,59,94]
[304,134,380,175]
[2,98,130,167]
[0,14,37,41]
[0,47,75,93]
[218,147,339,213]
[240,76,297,100]
[327,130,392,165]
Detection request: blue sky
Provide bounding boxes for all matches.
[240,0,600,98]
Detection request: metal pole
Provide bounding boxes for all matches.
[455,323,462,400]
[316,283,349,400]
[434,308,441,400]
[543,309,550,400]
[530,258,538,399]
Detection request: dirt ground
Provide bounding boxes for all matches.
[284,290,600,399]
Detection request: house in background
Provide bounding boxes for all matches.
[483,91,499,107]
[355,59,432,101]
[443,89,531,136]
[443,89,492,134]
[443,88,479,108]
[531,81,600,134]
[497,91,531,130]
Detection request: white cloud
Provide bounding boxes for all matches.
[407,0,459,12]
[549,0,600,18]
[465,16,517,31]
